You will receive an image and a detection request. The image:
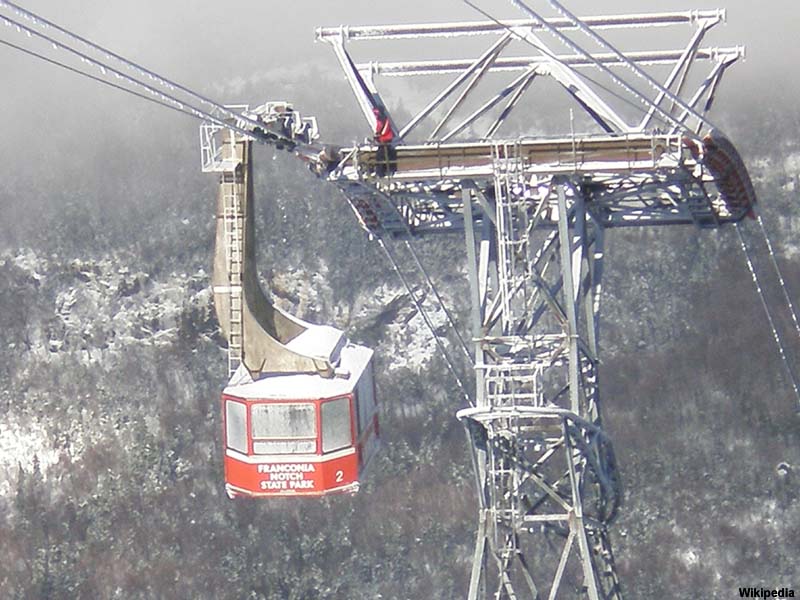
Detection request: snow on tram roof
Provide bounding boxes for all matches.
[224,343,373,400]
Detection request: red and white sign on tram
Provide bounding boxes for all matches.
[222,341,378,498]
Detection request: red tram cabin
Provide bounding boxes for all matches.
[222,345,378,498]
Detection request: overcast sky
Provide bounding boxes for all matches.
[7,2,792,72]
[3,1,795,100]
[0,0,795,210]
[2,1,794,130]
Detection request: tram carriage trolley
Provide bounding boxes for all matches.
[221,343,379,498]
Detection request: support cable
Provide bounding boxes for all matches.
[0,11,261,142]
[376,236,473,406]
[509,0,720,135]
[757,214,800,341]
[366,187,474,365]
[735,224,800,406]
[403,239,474,363]
[0,0,269,135]
[0,38,194,120]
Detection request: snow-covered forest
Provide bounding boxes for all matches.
[1,1,800,598]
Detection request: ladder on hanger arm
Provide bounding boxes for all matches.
[207,123,344,380]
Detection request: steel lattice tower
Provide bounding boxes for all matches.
[458,168,621,598]
[317,5,756,598]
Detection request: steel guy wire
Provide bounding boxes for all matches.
[376,235,473,406]
[403,239,474,363]
[366,186,474,363]
[333,182,473,404]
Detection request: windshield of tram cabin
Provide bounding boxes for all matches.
[251,403,317,455]
[321,397,351,453]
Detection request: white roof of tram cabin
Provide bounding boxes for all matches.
[284,324,346,363]
[224,343,374,400]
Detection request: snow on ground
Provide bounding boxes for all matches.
[0,420,62,498]
[1,248,218,498]
[4,249,215,367]
[378,285,446,372]
[783,152,800,177]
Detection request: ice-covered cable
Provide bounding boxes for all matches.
[377,236,473,406]
[736,224,800,407]
[0,11,259,141]
[0,0,266,134]
[0,37,195,120]
[404,239,474,362]
[509,0,720,135]
[458,0,674,132]
[367,187,474,363]
[757,214,800,343]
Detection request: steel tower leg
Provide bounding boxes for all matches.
[460,166,622,599]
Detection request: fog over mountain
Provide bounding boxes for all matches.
[1,1,799,599]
